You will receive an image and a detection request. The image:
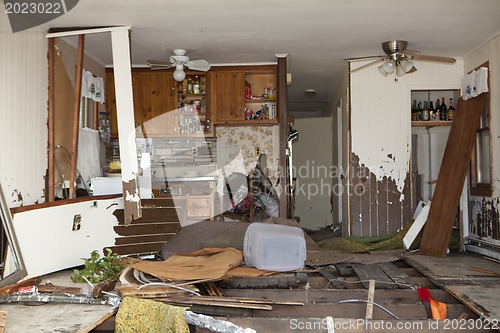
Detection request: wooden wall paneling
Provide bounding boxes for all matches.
[420,95,488,257]
[106,72,118,138]
[142,73,175,136]
[47,38,55,202]
[132,74,143,136]
[277,57,289,218]
[378,176,388,236]
[370,172,378,236]
[68,35,84,199]
[93,101,98,130]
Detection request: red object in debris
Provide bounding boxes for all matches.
[18,286,38,293]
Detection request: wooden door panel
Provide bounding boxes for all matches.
[214,71,245,122]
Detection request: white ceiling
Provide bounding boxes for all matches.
[48,0,500,113]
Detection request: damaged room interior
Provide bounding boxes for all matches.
[2,1,500,332]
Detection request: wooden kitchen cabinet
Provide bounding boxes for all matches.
[211,66,278,126]
[141,73,177,137]
[211,71,246,123]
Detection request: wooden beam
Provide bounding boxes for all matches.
[47,38,55,202]
[277,56,288,218]
[93,101,99,130]
[419,95,488,257]
[68,35,84,199]
[110,29,141,226]
[365,279,375,319]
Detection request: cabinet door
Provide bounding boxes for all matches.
[213,71,245,122]
[142,73,177,137]
[132,74,143,137]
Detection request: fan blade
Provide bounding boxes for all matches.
[411,54,456,63]
[345,55,385,62]
[349,58,386,73]
[407,67,417,73]
[401,49,421,55]
[147,60,173,68]
[186,59,211,72]
[149,65,173,71]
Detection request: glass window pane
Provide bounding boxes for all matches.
[477,130,490,184]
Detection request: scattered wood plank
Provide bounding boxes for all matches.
[335,263,354,277]
[376,262,419,289]
[157,296,272,310]
[106,242,166,256]
[420,95,488,257]
[219,272,307,289]
[318,269,347,289]
[0,310,6,333]
[468,267,500,277]
[0,276,41,296]
[91,278,118,299]
[114,208,180,224]
[445,286,500,327]
[117,285,199,298]
[352,264,396,289]
[203,282,224,297]
[37,285,81,294]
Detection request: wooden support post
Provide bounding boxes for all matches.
[277,56,289,218]
[110,29,142,226]
[93,101,99,130]
[68,35,84,199]
[47,38,55,202]
[365,279,375,319]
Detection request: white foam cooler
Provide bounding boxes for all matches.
[243,222,306,271]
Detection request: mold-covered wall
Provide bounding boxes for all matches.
[349,59,463,236]
[0,12,48,207]
[464,33,500,245]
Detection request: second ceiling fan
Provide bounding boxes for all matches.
[346,40,456,76]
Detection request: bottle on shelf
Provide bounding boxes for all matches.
[439,97,447,121]
[187,76,193,94]
[429,101,435,120]
[193,75,200,94]
[182,78,188,94]
[200,76,206,94]
[422,101,429,121]
[245,81,252,99]
[177,81,183,94]
[411,100,418,121]
[417,102,423,121]
[447,98,455,121]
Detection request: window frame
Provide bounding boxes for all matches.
[470,61,492,197]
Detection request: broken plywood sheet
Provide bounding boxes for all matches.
[1,303,115,333]
[446,286,500,327]
[405,253,500,278]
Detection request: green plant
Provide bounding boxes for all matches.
[71,248,124,283]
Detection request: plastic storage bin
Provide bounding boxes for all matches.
[243,222,306,271]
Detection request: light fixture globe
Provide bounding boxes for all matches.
[378,65,388,76]
[400,59,414,73]
[382,60,395,74]
[173,64,185,82]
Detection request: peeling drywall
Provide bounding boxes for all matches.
[349,152,411,237]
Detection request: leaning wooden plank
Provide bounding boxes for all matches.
[420,95,488,257]
[403,201,431,250]
[376,262,419,289]
[351,264,396,289]
[110,28,141,226]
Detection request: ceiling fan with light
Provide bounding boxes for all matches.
[147,49,211,81]
[346,40,456,76]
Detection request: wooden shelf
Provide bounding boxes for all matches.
[245,98,276,103]
[412,121,453,126]
[179,94,205,101]
[214,119,278,126]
